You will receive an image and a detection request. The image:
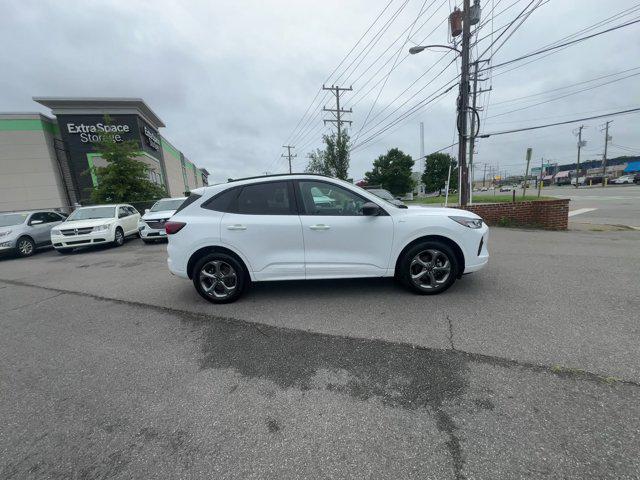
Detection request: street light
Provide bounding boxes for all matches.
[409,44,462,55]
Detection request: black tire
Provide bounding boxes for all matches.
[56,248,74,254]
[15,236,36,258]
[398,240,458,295]
[113,227,125,247]
[192,253,246,304]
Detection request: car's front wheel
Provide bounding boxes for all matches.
[112,227,125,247]
[398,241,458,295]
[15,236,35,257]
[193,253,246,304]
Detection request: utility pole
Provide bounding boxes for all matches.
[322,85,353,148]
[574,125,585,188]
[456,0,472,206]
[601,120,612,187]
[537,157,544,198]
[522,147,532,198]
[482,163,487,187]
[281,145,296,174]
[467,59,491,205]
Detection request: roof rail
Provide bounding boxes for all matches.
[226,173,332,183]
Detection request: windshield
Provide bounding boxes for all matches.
[0,213,28,227]
[67,206,115,221]
[150,198,185,212]
[349,183,401,208]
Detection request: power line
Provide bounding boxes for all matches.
[478,107,640,138]
[480,18,640,72]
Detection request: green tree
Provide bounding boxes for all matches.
[422,152,458,195]
[90,116,166,203]
[305,131,350,180]
[364,148,415,196]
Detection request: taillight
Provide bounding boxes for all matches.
[165,221,186,235]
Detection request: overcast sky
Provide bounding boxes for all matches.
[2,0,639,183]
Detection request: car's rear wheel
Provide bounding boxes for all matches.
[113,227,124,247]
[193,253,245,304]
[16,236,35,257]
[398,241,458,295]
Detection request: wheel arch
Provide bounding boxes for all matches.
[187,245,251,280]
[394,235,465,278]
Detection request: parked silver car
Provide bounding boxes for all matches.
[0,210,66,257]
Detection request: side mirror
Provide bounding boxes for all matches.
[30,219,44,225]
[361,202,380,216]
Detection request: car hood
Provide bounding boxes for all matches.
[0,226,21,236]
[142,210,177,221]
[399,206,482,219]
[57,218,116,229]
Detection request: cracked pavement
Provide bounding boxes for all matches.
[1,227,640,478]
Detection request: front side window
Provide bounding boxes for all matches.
[298,181,367,216]
[44,212,63,222]
[67,206,115,221]
[118,207,129,218]
[29,212,48,224]
[235,182,293,215]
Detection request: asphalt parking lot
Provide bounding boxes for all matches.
[2,228,640,479]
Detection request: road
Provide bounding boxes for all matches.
[535,184,640,228]
[1,229,640,479]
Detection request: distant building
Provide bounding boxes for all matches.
[0,97,208,212]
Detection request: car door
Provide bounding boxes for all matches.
[43,212,64,243]
[125,206,140,234]
[117,206,132,234]
[27,212,52,245]
[219,181,305,281]
[296,180,394,279]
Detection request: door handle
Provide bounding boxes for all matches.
[226,224,247,231]
[309,224,330,231]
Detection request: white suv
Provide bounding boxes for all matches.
[51,204,140,253]
[139,197,186,243]
[166,175,489,303]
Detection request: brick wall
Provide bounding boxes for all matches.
[459,199,570,230]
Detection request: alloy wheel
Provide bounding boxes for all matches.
[115,230,124,245]
[199,260,238,299]
[18,239,34,256]
[409,249,451,291]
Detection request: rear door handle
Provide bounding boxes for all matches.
[226,224,247,231]
[309,224,330,231]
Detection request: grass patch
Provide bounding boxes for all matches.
[406,193,553,205]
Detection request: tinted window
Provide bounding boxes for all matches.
[298,181,367,216]
[126,206,138,215]
[174,193,202,214]
[202,187,240,213]
[236,182,293,215]
[118,207,128,218]
[44,212,63,222]
[29,212,48,224]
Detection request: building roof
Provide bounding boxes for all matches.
[33,97,165,128]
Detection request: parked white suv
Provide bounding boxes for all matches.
[51,204,140,253]
[138,197,186,243]
[166,175,489,303]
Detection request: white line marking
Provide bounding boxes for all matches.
[568,208,597,217]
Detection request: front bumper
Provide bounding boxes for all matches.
[0,238,17,252]
[51,230,112,248]
[462,226,489,274]
[139,225,167,239]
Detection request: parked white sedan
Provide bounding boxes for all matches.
[51,204,140,253]
[165,174,489,303]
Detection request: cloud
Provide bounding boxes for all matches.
[1,0,638,183]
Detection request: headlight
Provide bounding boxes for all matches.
[51,228,61,235]
[92,224,111,232]
[0,230,12,238]
[449,216,483,229]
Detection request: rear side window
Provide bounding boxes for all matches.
[235,182,294,215]
[202,187,240,213]
[174,193,202,214]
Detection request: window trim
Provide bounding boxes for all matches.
[293,179,388,216]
